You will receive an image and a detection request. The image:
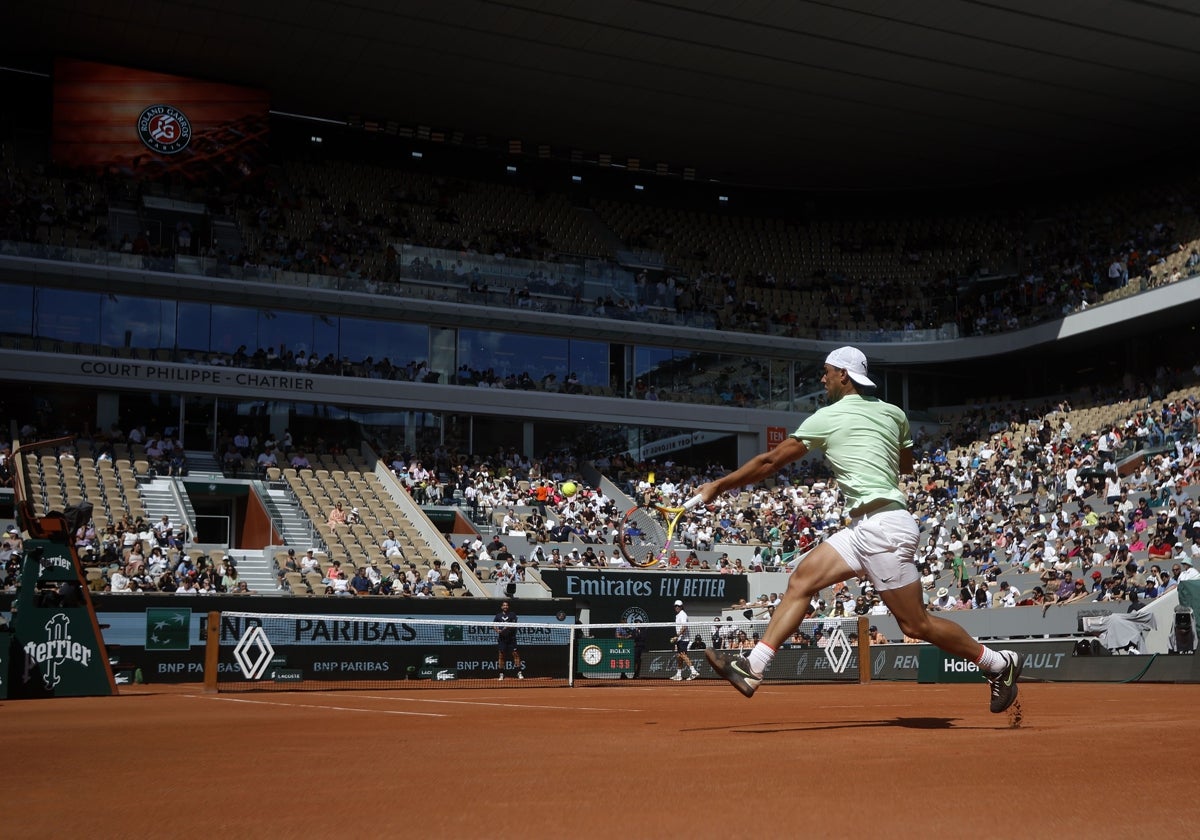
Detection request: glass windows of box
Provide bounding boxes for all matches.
[2,383,97,440]
[458,329,529,385]
[456,330,611,393]
[442,413,470,454]
[256,309,321,364]
[0,283,34,343]
[632,348,783,408]
[33,287,101,347]
[632,345,673,400]
[118,390,182,441]
[428,327,454,385]
[311,313,339,365]
[535,419,621,459]
[209,304,259,356]
[457,329,561,388]
[470,414,525,456]
[768,358,791,409]
[793,358,827,412]
[339,317,429,381]
[634,347,748,405]
[100,294,177,353]
[182,394,216,451]
[569,340,609,395]
[174,306,421,371]
[176,301,212,359]
[298,404,445,457]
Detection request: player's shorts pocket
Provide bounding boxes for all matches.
[855,510,918,559]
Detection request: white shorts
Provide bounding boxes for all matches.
[826,506,919,591]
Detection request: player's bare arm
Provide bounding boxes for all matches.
[698,437,808,502]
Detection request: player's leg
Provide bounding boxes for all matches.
[707,541,854,696]
[865,508,1022,712]
[513,649,523,678]
[879,582,1022,712]
[679,650,698,679]
[671,646,684,679]
[758,542,855,650]
[878,582,987,659]
[497,648,506,680]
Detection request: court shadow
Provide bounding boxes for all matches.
[692,716,961,734]
[889,716,957,729]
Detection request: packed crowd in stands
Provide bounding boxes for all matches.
[4,139,1200,353]
[367,362,1200,613]
[0,505,253,595]
[5,143,1200,604]
[6,137,1200,417]
[0,361,1197,609]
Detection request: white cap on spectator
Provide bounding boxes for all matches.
[824,346,875,388]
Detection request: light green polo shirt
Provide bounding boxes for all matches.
[791,394,911,512]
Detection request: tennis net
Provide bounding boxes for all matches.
[206,610,869,692]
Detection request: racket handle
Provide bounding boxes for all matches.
[683,494,705,511]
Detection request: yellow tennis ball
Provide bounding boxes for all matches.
[561,481,578,497]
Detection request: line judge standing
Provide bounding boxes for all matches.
[670,599,700,681]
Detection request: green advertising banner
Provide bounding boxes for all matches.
[145,608,192,651]
[577,638,636,678]
[7,538,116,698]
[917,646,988,683]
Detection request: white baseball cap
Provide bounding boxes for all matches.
[673,599,683,607]
[824,346,875,388]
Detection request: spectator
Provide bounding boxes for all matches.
[349,566,373,595]
[327,502,348,526]
[929,586,955,611]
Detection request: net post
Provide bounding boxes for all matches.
[857,615,870,684]
[568,626,577,687]
[203,610,221,693]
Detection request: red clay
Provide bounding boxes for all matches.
[5,681,1200,839]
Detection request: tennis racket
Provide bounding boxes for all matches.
[616,494,704,568]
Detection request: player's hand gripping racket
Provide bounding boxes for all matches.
[616,494,704,568]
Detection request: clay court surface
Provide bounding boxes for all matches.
[6,681,1200,839]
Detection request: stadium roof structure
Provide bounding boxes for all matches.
[6,0,1200,190]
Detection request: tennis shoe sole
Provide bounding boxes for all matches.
[705,649,762,698]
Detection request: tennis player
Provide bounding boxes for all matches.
[699,346,1022,713]
[670,600,700,681]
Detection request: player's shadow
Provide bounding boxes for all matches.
[887,716,957,729]
[697,716,959,734]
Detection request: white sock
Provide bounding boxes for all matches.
[747,642,775,676]
[975,646,1008,675]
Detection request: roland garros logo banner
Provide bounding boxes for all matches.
[137,105,192,155]
[51,58,269,182]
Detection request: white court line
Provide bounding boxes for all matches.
[321,692,644,713]
[184,694,446,717]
